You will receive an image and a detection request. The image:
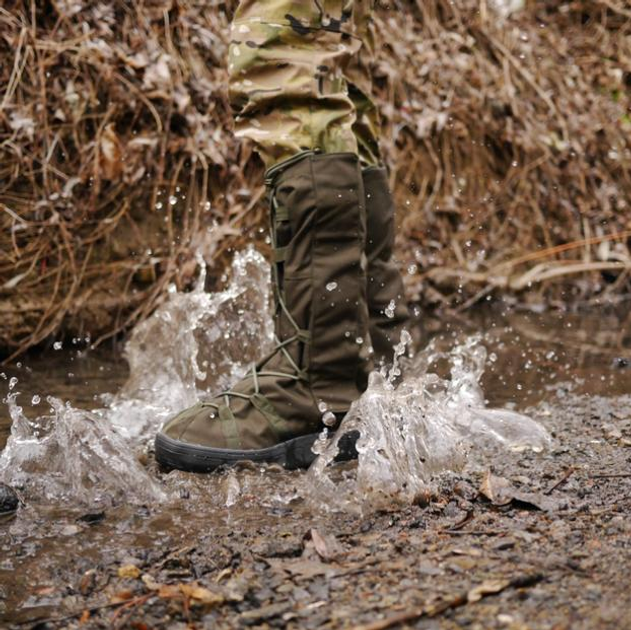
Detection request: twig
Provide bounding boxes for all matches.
[111,594,152,629]
[352,573,544,630]
[544,467,575,495]
[14,597,149,627]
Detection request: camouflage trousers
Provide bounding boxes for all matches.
[228,0,381,169]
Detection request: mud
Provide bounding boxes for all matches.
[1,306,630,629]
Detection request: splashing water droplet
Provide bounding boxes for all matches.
[384,299,396,319]
[311,428,329,455]
[0,249,275,507]
[304,333,552,514]
[224,470,241,507]
[322,411,337,427]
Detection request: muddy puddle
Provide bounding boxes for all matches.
[1,251,630,628]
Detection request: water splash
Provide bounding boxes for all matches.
[0,248,551,512]
[0,393,166,506]
[105,247,274,442]
[0,249,274,506]
[306,333,552,513]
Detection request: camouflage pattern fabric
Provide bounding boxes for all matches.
[228,0,382,168]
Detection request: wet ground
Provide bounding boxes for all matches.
[1,304,630,629]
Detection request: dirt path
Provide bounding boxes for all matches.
[2,391,630,630]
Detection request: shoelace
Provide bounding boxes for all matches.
[200,156,314,414]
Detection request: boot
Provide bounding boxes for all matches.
[364,166,410,364]
[155,152,371,471]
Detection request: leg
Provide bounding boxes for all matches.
[155,1,374,471]
[229,0,408,360]
[154,0,408,471]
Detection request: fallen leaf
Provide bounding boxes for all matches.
[602,423,622,440]
[467,578,510,602]
[141,574,161,591]
[509,490,559,511]
[79,569,97,596]
[309,528,342,562]
[60,524,81,536]
[118,564,141,579]
[479,471,559,511]
[157,584,181,599]
[451,548,483,557]
[179,583,224,607]
[479,471,514,505]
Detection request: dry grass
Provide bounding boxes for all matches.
[0,0,630,359]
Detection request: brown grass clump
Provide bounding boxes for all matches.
[386,0,631,310]
[0,0,630,359]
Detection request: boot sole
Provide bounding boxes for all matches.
[154,430,359,473]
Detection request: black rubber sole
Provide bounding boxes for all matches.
[155,430,359,473]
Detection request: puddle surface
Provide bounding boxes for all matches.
[0,250,629,622]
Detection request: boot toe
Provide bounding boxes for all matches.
[159,402,229,449]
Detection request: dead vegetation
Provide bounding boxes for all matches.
[0,0,630,359]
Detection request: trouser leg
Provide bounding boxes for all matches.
[228,0,381,169]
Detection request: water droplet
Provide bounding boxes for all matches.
[31,395,41,405]
[318,401,328,413]
[8,377,18,390]
[384,300,396,319]
[53,341,63,350]
[311,428,329,455]
[322,411,336,427]
[169,195,177,206]
[355,337,363,345]
[326,282,338,292]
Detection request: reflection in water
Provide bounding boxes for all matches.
[0,250,629,620]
